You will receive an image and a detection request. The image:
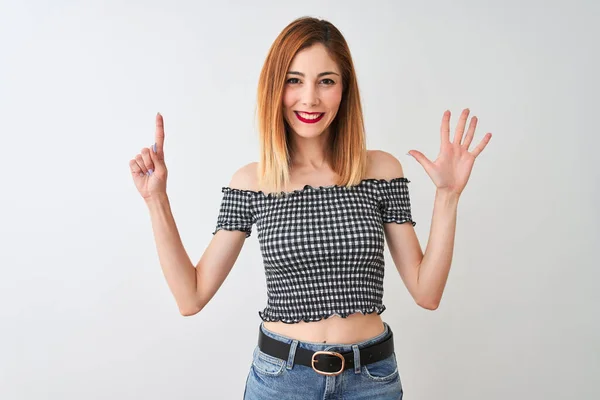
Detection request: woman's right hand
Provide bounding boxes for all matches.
[129,113,168,200]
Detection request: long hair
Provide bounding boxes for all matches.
[256,16,367,195]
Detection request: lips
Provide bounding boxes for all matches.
[294,111,325,124]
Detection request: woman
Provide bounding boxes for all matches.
[129,16,491,400]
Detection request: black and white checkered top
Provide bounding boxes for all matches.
[212,177,416,324]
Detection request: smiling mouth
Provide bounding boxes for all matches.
[294,111,325,124]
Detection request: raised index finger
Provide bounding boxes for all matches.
[155,112,165,157]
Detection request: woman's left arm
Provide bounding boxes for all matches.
[412,189,460,309]
[385,108,492,310]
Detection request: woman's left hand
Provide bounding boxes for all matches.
[408,108,492,196]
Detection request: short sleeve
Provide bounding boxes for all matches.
[378,177,416,227]
[212,187,255,238]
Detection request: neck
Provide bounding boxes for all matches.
[288,128,332,170]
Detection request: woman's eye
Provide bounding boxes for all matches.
[285,78,335,85]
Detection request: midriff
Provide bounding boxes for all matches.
[262,312,386,344]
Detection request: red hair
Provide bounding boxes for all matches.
[256,16,367,195]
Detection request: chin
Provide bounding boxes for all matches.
[285,118,333,139]
[294,127,328,138]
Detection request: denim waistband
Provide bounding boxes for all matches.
[259,321,391,353]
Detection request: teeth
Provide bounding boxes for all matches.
[298,112,322,120]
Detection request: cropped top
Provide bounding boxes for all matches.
[212,177,416,324]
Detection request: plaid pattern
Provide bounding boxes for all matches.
[212,177,416,323]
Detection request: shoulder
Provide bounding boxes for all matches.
[366,149,404,180]
[227,162,259,191]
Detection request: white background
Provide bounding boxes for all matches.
[1,0,598,399]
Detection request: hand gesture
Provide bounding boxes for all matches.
[129,113,168,199]
[408,108,492,196]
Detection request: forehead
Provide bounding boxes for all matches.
[288,43,340,74]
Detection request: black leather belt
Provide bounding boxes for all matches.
[257,325,394,376]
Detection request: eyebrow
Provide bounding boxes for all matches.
[287,71,340,78]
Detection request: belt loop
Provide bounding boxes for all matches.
[352,344,361,374]
[286,339,299,370]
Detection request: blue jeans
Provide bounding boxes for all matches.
[243,321,403,399]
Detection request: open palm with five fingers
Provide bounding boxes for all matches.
[129,113,168,199]
[408,108,492,196]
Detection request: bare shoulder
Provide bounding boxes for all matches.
[366,149,404,180]
[227,162,259,191]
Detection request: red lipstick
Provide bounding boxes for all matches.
[295,111,325,124]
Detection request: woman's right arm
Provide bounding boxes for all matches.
[130,113,248,316]
[145,193,247,316]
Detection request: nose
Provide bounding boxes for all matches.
[301,85,319,107]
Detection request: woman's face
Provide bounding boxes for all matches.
[282,43,343,139]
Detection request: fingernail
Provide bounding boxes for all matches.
[147,169,153,175]
[152,143,156,153]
